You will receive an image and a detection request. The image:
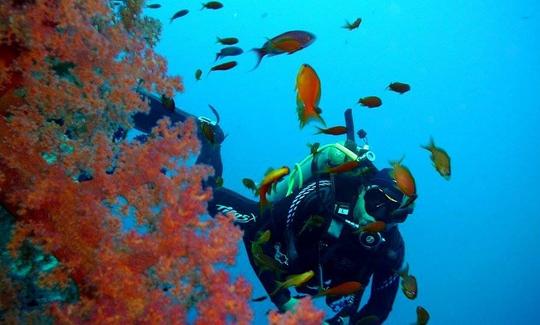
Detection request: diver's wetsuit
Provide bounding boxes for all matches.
[133,94,405,324]
[207,180,404,324]
[131,91,224,180]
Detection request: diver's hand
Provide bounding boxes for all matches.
[278,297,300,313]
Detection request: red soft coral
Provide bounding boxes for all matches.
[0,0,251,323]
[268,298,326,325]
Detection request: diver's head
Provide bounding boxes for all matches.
[354,168,414,226]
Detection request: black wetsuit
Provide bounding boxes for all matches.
[132,94,406,324]
[207,180,404,324]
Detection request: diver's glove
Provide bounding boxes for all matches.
[278,297,300,313]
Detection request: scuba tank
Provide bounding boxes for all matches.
[267,109,376,203]
[276,109,381,270]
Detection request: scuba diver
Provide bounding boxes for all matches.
[131,92,416,325]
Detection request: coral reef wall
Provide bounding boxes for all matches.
[0,0,252,323]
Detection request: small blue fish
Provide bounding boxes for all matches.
[170,9,189,23]
[215,46,244,61]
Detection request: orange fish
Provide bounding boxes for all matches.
[401,274,417,300]
[252,31,315,69]
[210,61,237,72]
[160,94,175,111]
[358,96,382,108]
[360,221,386,233]
[195,69,202,80]
[258,166,290,208]
[315,126,347,135]
[416,306,430,325]
[389,158,416,197]
[343,18,362,30]
[217,37,239,45]
[271,38,303,52]
[323,160,360,174]
[242,178,258,195]
[387,82,410,94]
[296,64,326,128]
[200,122,216,144]
[421,137,451,180]
[201,1,223,10]
[315,281,363,297]
[170,9,189,23]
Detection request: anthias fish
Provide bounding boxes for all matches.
[401,274,418,300]
[214,176,224,187]
[299,214,325,235]
[160,94,175,111]
[251,240,285,276]
[271,270,315,296]
[258,166,290,207]
[315,281,363,297]
[242,178,258,195]
[210,61,237,72]
[388,82,410,94]
[215,46,243,61]
[254,229,271,245]
[323,160,360,174]
[422,137,451,180]
[195,69,202,80]
[390,158,417,197]
[361,221,386,233]
[343,18,362,30]
[170,9,189,23]
[200,122,216,144]
[358,96,382,108]
[201,1,223,10]
[315,126,347,135]
[252,30,316,69]
[217,37,239,45]
[416,306,430,325]
[296,64,325,128]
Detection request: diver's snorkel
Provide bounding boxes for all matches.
[344,108,356,152]
[344,108,375,162]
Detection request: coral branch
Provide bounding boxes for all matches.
[268,298,326,325]
[0,0,251,323]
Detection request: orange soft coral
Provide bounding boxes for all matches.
[267,298,326,325]
[0,0,251,323]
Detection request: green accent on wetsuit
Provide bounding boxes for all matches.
[268,142,375,202]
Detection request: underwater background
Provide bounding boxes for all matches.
[1,0,539,324]
[147,0,540,324]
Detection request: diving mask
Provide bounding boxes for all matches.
[358,184,412,224]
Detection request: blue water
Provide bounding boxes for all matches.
[145,1,540,323]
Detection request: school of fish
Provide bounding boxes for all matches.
[141,1,455,322]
